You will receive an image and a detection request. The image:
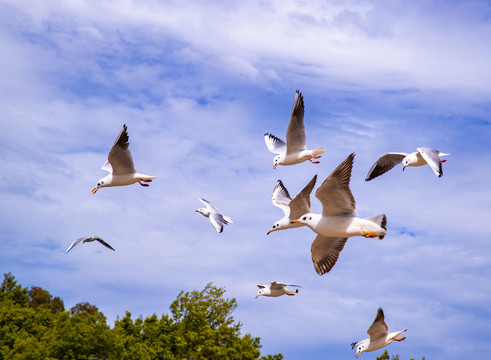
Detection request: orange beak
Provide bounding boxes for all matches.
[255,295,260,299]
[92,187,99,194]
[273,164,277,169]
[267,229,273,235]
[403,165,406,171]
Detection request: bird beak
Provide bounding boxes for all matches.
[355,352,360,358]
[92,187,99,194]
[402,165,406,171]
[292,220,301,224]
[267,229,273,235]
[255,295,260,299]
[195,210,199,212]
[273,164,277,169]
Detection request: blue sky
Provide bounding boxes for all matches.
[1,1,491,359]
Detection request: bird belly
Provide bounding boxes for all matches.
[314,216,355,237]
[109,173,140,186]
[366,337,390,352]
[280,151,310,165]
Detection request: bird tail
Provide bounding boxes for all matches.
[223,216,233,224]
[312,146,325,156]
[364,214,387,240]
[286,288,299,295]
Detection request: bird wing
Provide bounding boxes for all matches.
[272,180,292,216]
[264,133,287,155]
[269,281,287,290]
[311,235,348,275]
[107,124,136,175]
[365,152,407,181]
[285,90,307,155]
[316,153,356,216]
[210,212,225,233]
[65,237,86,254]
[289,175,317,220]
[367,308,389,340]
[417,148,443,177]
[95,237,115,251]
[199,198,220,213]
[257,284,267,289]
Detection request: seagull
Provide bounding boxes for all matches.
[365,147,449,181]
[264,90,325,169]
[65,236,115,254]
[267,175,317,235]
[256,281,301,298]
[351,308,407,357]
[195,198,233,233]
[92,124,157,193]
[292,153,387,275]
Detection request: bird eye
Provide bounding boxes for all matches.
[309,217,312,220]
[273,225,275,228]
[303,216,307,220]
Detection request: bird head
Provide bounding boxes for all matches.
[273,155,281,169]
[402,156,411,171]
[195,208,209,217]
[291,213,314,226]
[256,288,269,298]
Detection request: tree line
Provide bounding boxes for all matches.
[0,272,283,360]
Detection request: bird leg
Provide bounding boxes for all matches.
[309,158,320,164]
[361,228,377,238]
[138,181,150,187]
[287,293,295,296]
[313,155,322,159]
[393,336,406,341]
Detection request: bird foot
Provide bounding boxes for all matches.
[440,159,447,163]
[393,336,406,341]
[309,159,320,164]
[313,155,322,159]
[361,229,377,238]
[139,181,150,187]
[287,293,295,296]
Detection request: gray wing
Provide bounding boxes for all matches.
[95,237,115,251]
[107,124,136,175]
[289,175,317,220]
[199,198,219,213]
[311,235,348,275]
[264,133,287,155]
[367,308,389,340]
[65,237,86,253]
[417,148,443,177]
[285,90,306,155]
[365,152,407,181]
[316,153,356,216]
[210,212,225,233]
[270,281,300,289]
[272,180,292,216]
[257,284,267,289]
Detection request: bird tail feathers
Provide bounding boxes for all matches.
[364,214,387,240]
[223,216,233,224]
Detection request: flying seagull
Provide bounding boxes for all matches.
[65,236,115,254]
[293,153,387,275]
[92,124,157,193]
[351,308,407,357]
[267,175,317,235]
[256,281,301,298]
[365,147,449,181]
[195,198,233,233]
[264,90,325,169]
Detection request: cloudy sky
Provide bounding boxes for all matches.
[1,1,491,359]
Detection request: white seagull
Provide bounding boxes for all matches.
[293,153,387,275]
[264,90,325,169]
[365,147,449,181]
[92,124,157,193]
[195,198,233,233]
[256,281,301,298]
[351,308,407,357]
[65,236,115,254]
[267,175,317,235]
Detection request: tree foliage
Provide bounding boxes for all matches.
[376,350,425,360]
[0,273,282,360]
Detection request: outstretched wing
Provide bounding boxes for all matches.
[365,153,407,181]
[272,180,292,216]
[417,148,443,177]
[367,308,389,340]
[289,174,317,220]
[285,90,306,155]
[107,124,136,175]
[264,133,287,155]
[316,153,356,216]
[199,198,219,213]
[311,235,348,275]
[65,237,86,254]
[95,237,115,251]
